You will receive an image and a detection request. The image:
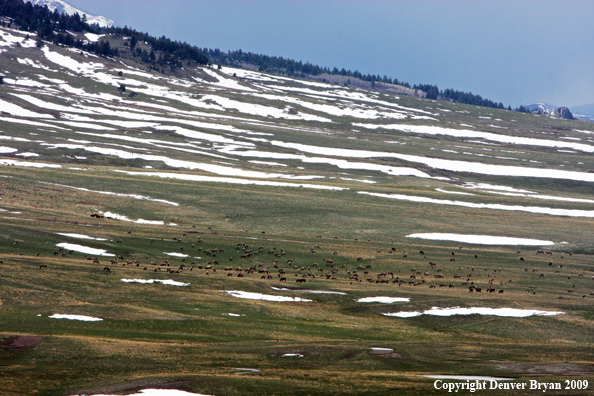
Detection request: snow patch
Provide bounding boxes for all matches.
[383,307,564,318]
[72,390,213,396]
[48,314,103,321]
[357,297,410,303]
[56,243,114,256]
[406,233,555,246]
[271,287,347,295]
[56,233,107,241]
[102,212,165,225]
[121,279,189,287]
[223,290,312,302]
[163,252,189,257]
[359,192,594,218]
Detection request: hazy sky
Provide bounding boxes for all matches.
[68,0,594,108]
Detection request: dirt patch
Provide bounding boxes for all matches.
[379,353,402,359]
[369,349,401,359]
[0,336,43,352]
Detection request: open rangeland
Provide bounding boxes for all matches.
[0,25,594,395]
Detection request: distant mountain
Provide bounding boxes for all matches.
[571,104,594,120]
[25,0,116,28]
[525,103,556,114]
[524,103,574,120]
[572,114,594,123]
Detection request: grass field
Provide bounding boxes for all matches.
[1,26,594,395]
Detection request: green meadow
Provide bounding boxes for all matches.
[2,166,594,395]
[0,26,593,395]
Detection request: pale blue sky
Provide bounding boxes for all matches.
[69,0,594,108]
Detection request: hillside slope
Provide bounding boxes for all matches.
[1,26,594,396]
[2,27,594,241]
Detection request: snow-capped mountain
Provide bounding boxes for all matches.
[524,103,556,114]
[26,0,116,28]
[524,103,574,120]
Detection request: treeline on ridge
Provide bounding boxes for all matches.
[0,0,524,111]
[0,0,117,56]
[0,0,209,64]
[205,49,519,111]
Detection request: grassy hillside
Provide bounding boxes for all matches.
[1,27,594,395]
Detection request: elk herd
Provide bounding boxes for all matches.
[6,228,590,298]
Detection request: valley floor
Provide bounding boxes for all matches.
[0,26,593,395]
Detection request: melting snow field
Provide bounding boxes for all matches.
[42,46,103,74]
[359,192,594,218]
[56,233,107,241]
[354,123,594,153]
[268,141,594,183]
[0,159,62,168]
[462,183,534,194]
[434,188,475,196]
[48,314,103,322]
[383,307,564,318]
[368,347,400,356]
[163,252,189,257]
[370,347,394,353]
[406,233,555,246]
[55,243,114,256]
[223,290,312,302]
[271,287,347,295]
[0,98,53,118]
[73,390,214,396]
[0,146,17,153]
[357,297,410,303]
[234,368,261,375]
[121,279,190,287]
[219,146,434,179]
[463,183,594,204]
[102,212,165,225]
